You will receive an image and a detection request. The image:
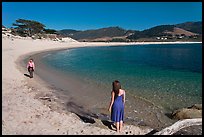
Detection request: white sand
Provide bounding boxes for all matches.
[2,34,200,135]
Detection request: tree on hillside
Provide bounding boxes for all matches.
[12,19,45,37]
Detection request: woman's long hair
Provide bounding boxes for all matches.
[112,80,121,95]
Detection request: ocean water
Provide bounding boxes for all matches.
[41,43,202,112]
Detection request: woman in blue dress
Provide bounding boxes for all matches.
[108,80,126,132]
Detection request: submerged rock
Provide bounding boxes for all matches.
[172,104,202,119]
[188,104,202,110]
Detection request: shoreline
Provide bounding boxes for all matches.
[2,35,201,135]
[24,45,186,129]
[24,49,176,129]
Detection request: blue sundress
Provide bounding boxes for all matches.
[111,95,124,122]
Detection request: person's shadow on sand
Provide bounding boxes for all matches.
[101,120,117,131]
[24,74,30,78]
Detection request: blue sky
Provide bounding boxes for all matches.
[2,2,202,31]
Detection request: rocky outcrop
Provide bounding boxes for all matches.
[172,104,202,120]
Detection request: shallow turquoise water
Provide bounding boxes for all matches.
[41,44,202,111]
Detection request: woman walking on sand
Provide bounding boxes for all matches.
[108,80,125,132]
[27,58,35,78]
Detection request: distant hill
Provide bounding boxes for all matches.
[57,21,201,42]
[175,21,202,34]
[59,27,135,42]
[166,27,198,36]
[128,25,175,39]
[127,24,199,40]
[127,21,201,41]
[57,29,81,36]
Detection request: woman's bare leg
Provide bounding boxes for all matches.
[116,122,120,132]
[119,121,123,132]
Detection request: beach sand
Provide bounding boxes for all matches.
[2,34,201,135]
